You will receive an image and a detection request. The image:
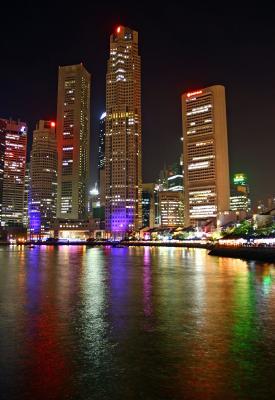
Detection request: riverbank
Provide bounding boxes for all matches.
[0,240,212,249]
[1,241,275,262]
[209,245,275,262]
[120,240,212,249]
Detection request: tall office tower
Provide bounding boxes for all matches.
[0,120,6,223]
[0,119,27,227]
[23,162,30,228]
[56,64,91,220]
[142,183,155,228]
[98,112,106,206]
[230,173,251,212]
[167,161,184,192]
[182,85,230,227]
[105,26,142,238]
[29,121,57,237]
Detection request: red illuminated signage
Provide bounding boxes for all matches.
[186,90,203,98]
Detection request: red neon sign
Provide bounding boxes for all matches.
[186,90,203,98]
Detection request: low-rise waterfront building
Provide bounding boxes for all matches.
[158,191,184,227]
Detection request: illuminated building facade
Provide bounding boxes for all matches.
[51,219,93,241]
[0,119,27,227]
[23,162,30,228]
[230,173,251,212]
[0,120,6,222]
[98,112,106,171]
[105,26,142,238]
[182,85,230,226]
[98,112,106,207]
[167,161,183,192]
[142,183,155,228]
[56,64,91,220]
[158,191,184,227]
[29,121,57,236]
[154,158,184,226]
[156,158,183,193]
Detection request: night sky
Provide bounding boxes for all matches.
[1,2,274,205]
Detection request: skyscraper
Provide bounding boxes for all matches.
[98,112,106,207]
[156,157,184,193]
[230,173,251,212]
[182,85,230,227]
[142,183,155,228]
[0,119,27,227]
[98,112,106,172]
[29,120,57,237]
[56,64,91,220]
[167,160,184,192]
[23,162,30,228]
[105,26,142,238]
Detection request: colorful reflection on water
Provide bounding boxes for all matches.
[1,246,275,399]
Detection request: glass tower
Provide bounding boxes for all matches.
[56,64,91,220]
[182,86,230,227]
[29,120,57,237]
[105,26,142,238]
[0,119,27,227]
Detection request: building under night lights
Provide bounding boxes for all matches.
[0,120,6,223]
[29,120,57,237]
[182,85,230,227]
[158,191,184,227]
[23,162,30,228]
[142,183,155,228]
[105,26,142,238]
[98,112,106,207]
[230,173,251,212]
[0,119,27,227]
[56,64,91,220]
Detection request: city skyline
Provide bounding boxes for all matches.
[1,5,275,399]
[0,3,274,205]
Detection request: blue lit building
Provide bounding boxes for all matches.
[29,120,57,238]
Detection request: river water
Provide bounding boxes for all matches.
[1,246,275,399]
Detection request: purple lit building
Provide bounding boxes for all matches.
[105,26,142,238]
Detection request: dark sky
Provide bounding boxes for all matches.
[1,1,274,205]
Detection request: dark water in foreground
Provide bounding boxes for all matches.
[1,246,275,400]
